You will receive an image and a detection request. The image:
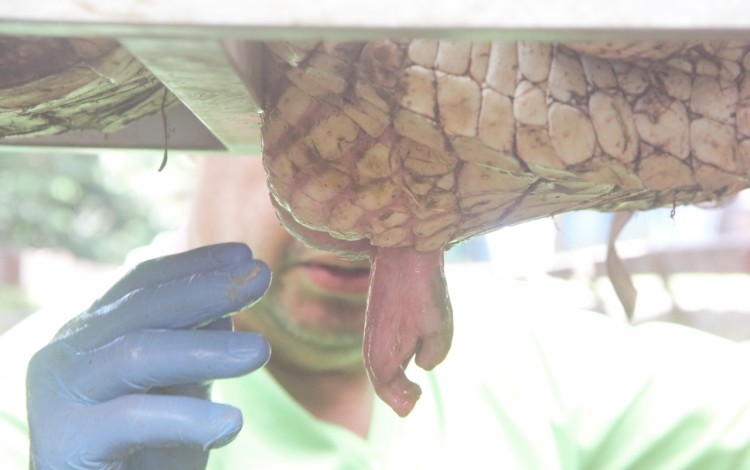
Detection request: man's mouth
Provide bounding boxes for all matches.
[295,261,371,295]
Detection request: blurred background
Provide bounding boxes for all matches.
[3,152,750,339]
[0,152,197,330]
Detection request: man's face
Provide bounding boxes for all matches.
[189,156,371,373]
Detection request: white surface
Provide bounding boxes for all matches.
[0,0,748,40]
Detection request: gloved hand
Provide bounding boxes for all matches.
[26,242,272,470]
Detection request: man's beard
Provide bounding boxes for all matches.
[257,240,367,351]
[254,290,365,351]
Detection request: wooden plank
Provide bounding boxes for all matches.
[548,235,750,279]
[120,38,263,155]
[0,0,748,41]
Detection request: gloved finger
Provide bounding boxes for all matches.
[55,258,271,350]
[89,396,243,459]
[104,312,234,403]
[124,301,238,403]
[199,315,233,332]
[144,317,234,402]
[57,330,269,402]
[32,395,243,465]
[91,243,256,311]
[126,446,208,470]
[153,314,236,399]
[148,382,213,401]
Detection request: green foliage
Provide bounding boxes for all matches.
[0,153,169,263]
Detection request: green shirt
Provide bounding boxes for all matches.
[207,304,750,469]
[4,274,750,469]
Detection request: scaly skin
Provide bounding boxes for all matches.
[261,39,750,415]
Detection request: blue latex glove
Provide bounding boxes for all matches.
[26,243,272,470]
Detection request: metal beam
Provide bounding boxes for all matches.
[121,38,263,155]
[0,0,748,41]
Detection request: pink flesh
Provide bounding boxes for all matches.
[365,246,453,417]
[272,199,454,416]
